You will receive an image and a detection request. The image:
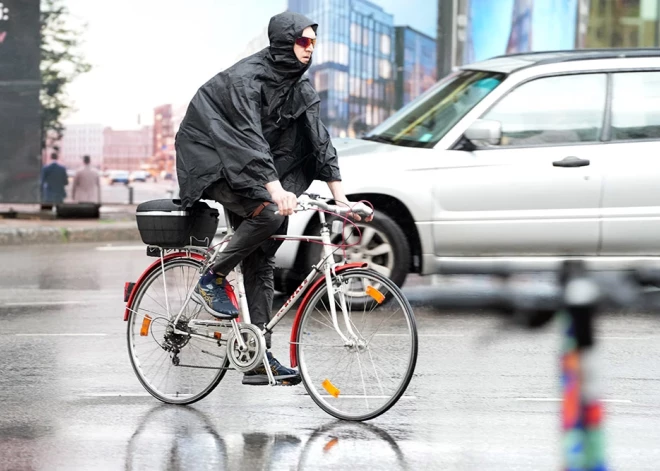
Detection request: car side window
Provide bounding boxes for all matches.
[611,71,660,141]
[481,74,607,147]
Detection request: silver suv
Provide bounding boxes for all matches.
[274,49,660,293]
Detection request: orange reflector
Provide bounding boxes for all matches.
[140,315,152,336]
[322,379,340,398]
[323,437,339,452]
[213,332,222,340]
[366,285,385,304]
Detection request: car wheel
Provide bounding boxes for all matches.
[303,210,410,289]
[274,267,302,296]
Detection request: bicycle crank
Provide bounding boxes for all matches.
[226,323,266,372]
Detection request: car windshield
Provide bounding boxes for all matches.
[363,69,505,148]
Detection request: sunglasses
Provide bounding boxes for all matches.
[295,37,317,48]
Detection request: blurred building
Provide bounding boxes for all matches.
[289,0,396,137]
[452,0,660,74]
[236,26,269,62]
[505,0,533,54]
[59,123,104,170]
[153,104,187,176]
[102,126,153,172]
[585,0,660,48]
[153,104,174,175]
[394,26,437,109]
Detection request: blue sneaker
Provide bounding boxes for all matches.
[192,272,239,318]
[242,352,301,386]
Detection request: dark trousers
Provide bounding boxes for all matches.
[202,180,287,348]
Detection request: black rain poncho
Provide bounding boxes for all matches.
[175,11,341,209]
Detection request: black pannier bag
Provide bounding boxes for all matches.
[136,199,219,248]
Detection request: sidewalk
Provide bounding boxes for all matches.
[0,204,141,246]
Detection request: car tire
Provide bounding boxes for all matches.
[302,210,411,289]
[274,267,303,296]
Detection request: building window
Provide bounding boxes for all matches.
[335,70,348,92]
[324,42,349,65]
[350,23,361,44]
[379,59,391,79]
[586,0,659,48]
[380,33,391,55]
[315,69,329,92]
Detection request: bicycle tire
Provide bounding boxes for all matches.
[126,256,229,404]
[295,268,418,421]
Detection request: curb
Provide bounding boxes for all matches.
[0,222,142,246]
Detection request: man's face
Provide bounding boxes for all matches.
[293,26,316,64]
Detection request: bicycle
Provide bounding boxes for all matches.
[123,194,418,421]
[429,260,660,471]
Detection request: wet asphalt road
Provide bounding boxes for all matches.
[2,243,660,470]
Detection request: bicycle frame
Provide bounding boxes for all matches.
[164,206,367,384]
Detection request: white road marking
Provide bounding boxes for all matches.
[598,336,653,341]
[14,333,107,337]
[515,398,633,404]
[80,392,154,397]
[375,334,465,338]
[319,395,416,399]
[4,301,84,307]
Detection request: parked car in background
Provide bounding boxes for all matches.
[130,170,150,183]
[107,170,130,185]
[272,49,660,293]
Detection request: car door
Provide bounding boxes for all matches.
[599,70,660,255]
[432,73,607,256]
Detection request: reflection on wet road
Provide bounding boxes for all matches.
[2,243,660,469]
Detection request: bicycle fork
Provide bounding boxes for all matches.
[320,222,361,348]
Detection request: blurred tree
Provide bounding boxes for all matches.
[40,0,92,151]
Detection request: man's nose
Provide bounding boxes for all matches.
[306,43,314,52]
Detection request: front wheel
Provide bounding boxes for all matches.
[295,269,418,421]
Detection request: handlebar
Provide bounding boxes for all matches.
[275,194,374,218]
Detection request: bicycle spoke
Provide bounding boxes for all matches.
[127,258,227,405]
[296,269,417,420]
[309,310,338,331]
[354,349,370,410]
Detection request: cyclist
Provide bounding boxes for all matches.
[175,11,370,386]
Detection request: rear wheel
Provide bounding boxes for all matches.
[296,268,418,421]
[126,256,229,404]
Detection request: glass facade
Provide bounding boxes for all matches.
[455,0,660,70]
[289,0,395,137]
[585,0,660,48]
[395,26,437,109]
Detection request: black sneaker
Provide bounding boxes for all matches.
[242,352,302,386]
[192,273,239,319]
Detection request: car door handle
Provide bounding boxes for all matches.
[552,156,590,168]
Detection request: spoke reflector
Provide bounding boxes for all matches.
[322,379,340,398]
[366,286,385,304]
[140,315,152,336]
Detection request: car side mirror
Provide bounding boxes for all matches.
[464,119,502,147]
